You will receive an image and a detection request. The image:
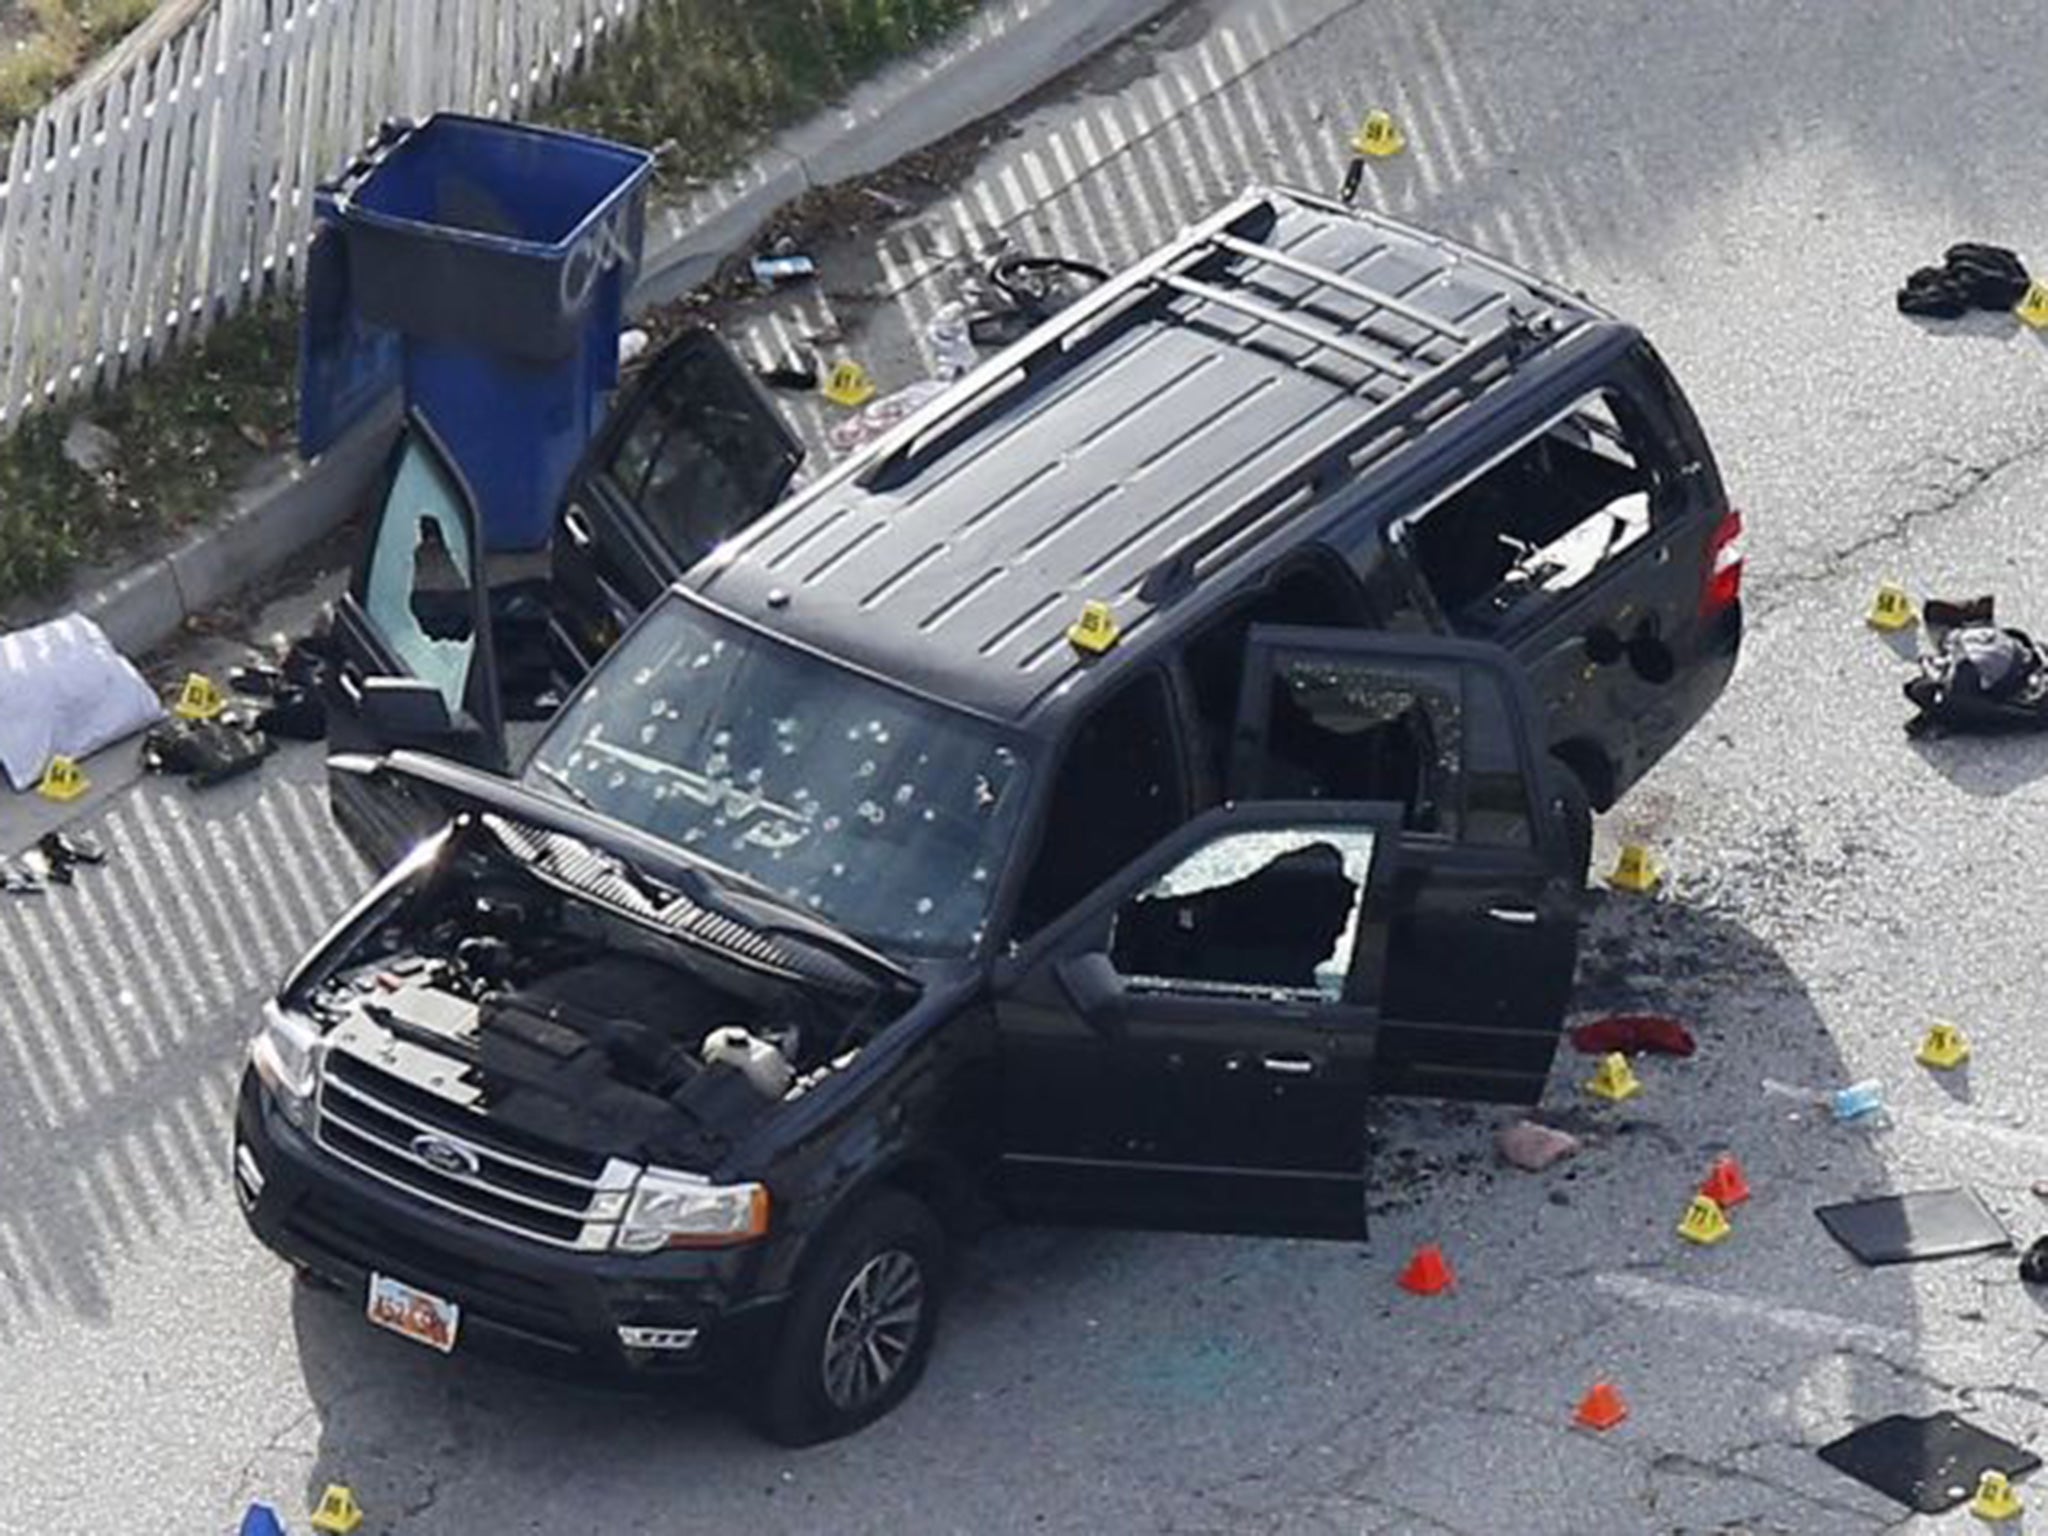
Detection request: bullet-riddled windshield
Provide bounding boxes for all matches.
[525,596,1030,956]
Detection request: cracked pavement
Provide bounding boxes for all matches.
[12,0,2048,1530]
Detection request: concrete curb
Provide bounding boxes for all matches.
[25,0,1180,659]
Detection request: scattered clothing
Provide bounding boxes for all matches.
[38,830,103,869]
[1568,1013,1697,1058]
[1904,625,2048,737]
[1923,593,1995,631]
[0,613,164,791]
[1494,1119,1580,1171]
[1897,242,2031,318]
[140,718,275,789]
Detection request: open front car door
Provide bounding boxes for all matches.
[995,801,1400,1240]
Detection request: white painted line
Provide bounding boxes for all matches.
[1594,1273,1913,1352]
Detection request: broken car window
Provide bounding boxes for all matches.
[1256,657,1459,836]
[361,436,477,714]
[524,595,1030,956]
[1110,828,1376,1000]
[1399,391,1661,634]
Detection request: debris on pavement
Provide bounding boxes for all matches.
[1897,242,2031,319]
[2017,1235,2048,1284]
[239,1503,289,1536]
[0,612,164,792]
[1584,1050,1643,1102]
[1925,593,1995,630]
[1904,624,2048,737]
[1817,1411,2039,1514]
[964,254,1107,349]
[1573,1381,1628,1431]
[827,378,951,453]
[1570,1013,1696,1057]
[1676,1193,1732,1245]
[1915,1018,1971,1069]
[751,251,817,287]
[757,357,820,392]
[1395,1243,1455,1295]
[1764,1075,1889,1123]
[927,301,976,379]
[1494,1119,1580,1171]
[1814,1187,2010,1266]
[139,717,275,789]
[1698,1154,1751,1207]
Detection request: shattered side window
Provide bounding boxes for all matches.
[360,436,477,714]
[524,596,1031,956]
[1110,829,1377,1000]
[1256,657,1460,837]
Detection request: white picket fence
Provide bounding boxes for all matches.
[0,0,643,434]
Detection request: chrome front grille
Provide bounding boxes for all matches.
[314,1050,638,1252]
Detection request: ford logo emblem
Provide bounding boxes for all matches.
[410,1133,482,1178]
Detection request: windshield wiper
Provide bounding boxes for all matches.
[529,758,593,809]
[521,763,913,989]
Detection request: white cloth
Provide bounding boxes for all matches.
[0,613,163,791]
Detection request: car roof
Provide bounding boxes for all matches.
[687,186,1614,722]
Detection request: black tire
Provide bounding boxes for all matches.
[751,1191,945,1446]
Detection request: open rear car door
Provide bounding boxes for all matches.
[324,415,503,869]
[549,328,804,671]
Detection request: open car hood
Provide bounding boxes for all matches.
[331,748,916,991]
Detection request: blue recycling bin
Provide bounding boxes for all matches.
[302,114,654,550]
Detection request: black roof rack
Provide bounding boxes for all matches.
[693,187,1605,719]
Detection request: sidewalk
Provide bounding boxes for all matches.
[7,0,1181,663]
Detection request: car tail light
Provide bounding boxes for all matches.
[1701,507,1744,617]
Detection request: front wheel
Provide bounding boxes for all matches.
[751,1191,945,1445]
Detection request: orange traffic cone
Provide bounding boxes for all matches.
[1396,1243,1455,1296]
[1574,1380,1629,1431]
[1699,1154,1751,1208]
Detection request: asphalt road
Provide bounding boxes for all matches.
[11,2,2048,1530]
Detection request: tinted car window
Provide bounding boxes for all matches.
[1013,673,1185,937]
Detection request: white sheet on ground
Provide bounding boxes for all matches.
[0,613,163,791]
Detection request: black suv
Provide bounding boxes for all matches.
[234,188,1742,1442]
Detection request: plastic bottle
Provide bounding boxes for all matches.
[702,1026,794,1098]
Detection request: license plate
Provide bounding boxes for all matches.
[366,1272,460,1354]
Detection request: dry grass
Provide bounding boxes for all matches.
[0,0,161,137]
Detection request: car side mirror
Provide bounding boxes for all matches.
[360,675,456,739]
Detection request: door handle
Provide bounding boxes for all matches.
[1261,1054,1316,1076]
[562,505,595,548]
[1485,905,1540,926]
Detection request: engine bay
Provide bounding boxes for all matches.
[300,824,910,1168]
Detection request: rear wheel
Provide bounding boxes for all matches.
[751,1191,945,1445]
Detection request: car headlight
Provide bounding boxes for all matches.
[615,1168,771,1253]
[251,1000,320,1127]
